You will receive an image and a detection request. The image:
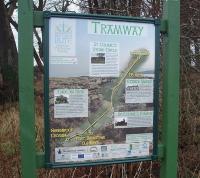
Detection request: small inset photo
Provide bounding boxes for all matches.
[114,117,128,128]
[91,53,106,64]
[54,95,69,104]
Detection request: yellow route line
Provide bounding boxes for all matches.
[66,50,149,141]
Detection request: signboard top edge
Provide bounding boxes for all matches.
[43,11,160,25]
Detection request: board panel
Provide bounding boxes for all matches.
[44,12,160,168]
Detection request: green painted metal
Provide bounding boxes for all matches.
[158,144,164,159]
[18,0,36,178]
[160,20,168,33]
[36,152,45,168]
[43,14,51,167]
[47,157,154,169]
[33,11,44,27]
[153,19,161,159]
[160,0,180,178]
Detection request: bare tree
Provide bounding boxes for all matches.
[0,0,18,102]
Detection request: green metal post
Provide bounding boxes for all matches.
[19,0,36,178]
[160,0,180,178]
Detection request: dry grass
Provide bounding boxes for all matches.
[0,103,20,178]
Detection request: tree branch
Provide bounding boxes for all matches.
[38,0,43,10]
[7,0,17,17]
[33,28,43,59]
[9,17,18,32]
[9,16,44,72]
[34,48,44,73]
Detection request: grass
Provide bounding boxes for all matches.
[0,103,20,177]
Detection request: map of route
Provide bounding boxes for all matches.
[66,49,150,141]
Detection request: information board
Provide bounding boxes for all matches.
[44,12,160,167]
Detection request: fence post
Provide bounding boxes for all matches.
[18,0,36,177]
[160,0,180,177]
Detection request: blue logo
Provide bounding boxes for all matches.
[78,154,84,158]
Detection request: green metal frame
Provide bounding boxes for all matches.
[160,1,180,178]
[18,0,179,177]
[18,0,36,178]
[43,11,160,168]
[43,14,51,168]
